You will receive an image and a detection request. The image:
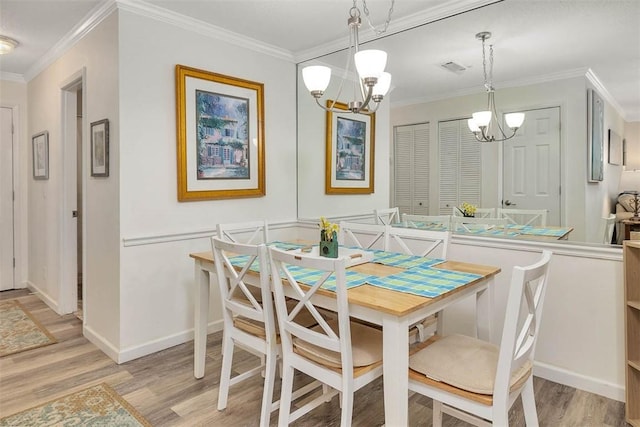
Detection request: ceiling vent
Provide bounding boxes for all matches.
[440,61,466,73]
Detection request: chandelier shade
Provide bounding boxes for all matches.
[467,32,525,142]
[301,1,394,114]
[302,65,331,95]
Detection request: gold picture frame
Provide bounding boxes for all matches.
[325,100,375,194]
[176,65,265,201]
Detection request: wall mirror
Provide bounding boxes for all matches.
[296,0,639,247]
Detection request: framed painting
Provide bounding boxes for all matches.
[176,65,265,201]
[325,100,375,194]
[608,128,622,166]
[587,89,604,182]
[90,119,109,177]
[32,131,49,180]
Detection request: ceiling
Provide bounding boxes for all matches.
[1,0,639,120]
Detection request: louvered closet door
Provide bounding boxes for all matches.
[393,123,430,215]
[438,119,481,215]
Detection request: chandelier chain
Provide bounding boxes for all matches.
[481,36,494,90]
[360,0,395,36]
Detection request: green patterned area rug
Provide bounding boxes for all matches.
[0,300,56,357]
[0,383,151,426]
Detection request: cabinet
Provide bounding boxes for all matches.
[624,240,640,426]
[393,123,430,215]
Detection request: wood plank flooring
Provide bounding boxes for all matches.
[0,289,627,426]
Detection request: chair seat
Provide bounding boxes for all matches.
[409,334,532,395]
[234,300,323,339]
[293,319,383,368]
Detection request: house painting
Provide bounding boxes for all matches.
[336,116,366,181]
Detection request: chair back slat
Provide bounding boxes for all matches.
[497,208,548,227]
[387,226,450,259]
[211,237,275,337]
[494,250,552,403]
[217,220,269,244]
[269,247,353,368]
[600,213,616,244]
[374,207,400,225]
[338,221,388,250]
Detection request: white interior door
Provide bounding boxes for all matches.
[393,123,430,215]
[0,107,14,290]
[502,106,561,225]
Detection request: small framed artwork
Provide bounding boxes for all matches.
[32,131,49,180]
[608,129,622,165]
[325,100,375,194]
[175,64,265,201]
[587,89,604,182]
[90,119,109,177]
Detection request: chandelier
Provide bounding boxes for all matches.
[301,0,394,114]
[467,32,525,142]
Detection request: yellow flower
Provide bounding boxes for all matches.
[319,216,339,241]
[460,202,477,216]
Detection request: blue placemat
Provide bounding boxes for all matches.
[367,249,444,269]
[367,265,481,298]
[516,226,570,237]
[227,241,308,272]
[397,221,449,232]
[285,266,374,291]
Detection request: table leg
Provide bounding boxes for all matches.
[382,314,409,426]
[194,261,210,379]
[476,278,494,342]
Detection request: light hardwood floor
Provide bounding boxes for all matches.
[0,289,627,426]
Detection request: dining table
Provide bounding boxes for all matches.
[189,244,501,426]
[398,220,574,241]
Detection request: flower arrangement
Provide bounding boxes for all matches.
[320,217,339,241]
[458,202,477,217]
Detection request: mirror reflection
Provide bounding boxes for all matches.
[297,0,640,247]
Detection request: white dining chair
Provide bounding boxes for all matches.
[269,246,384,426]
[386,226,451,342]
[451,216,509,234]
[217,219,269,244]
[408,250,553,426]
[402,214,451,230]
[211,237,321,427]
[452,207,496,219]
[600,213,616,244]
[339,221,388,250]
[498,208,548,227]
[374,207,400,225]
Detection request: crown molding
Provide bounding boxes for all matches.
[24,0,118,82]
[585,68,628,121]
[0,72,25,83]
[294,0,501,63]
[116,0,293,62]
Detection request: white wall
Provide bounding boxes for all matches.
[624,121,640,169]
[392,76,591,241]
[26,12,121,354]
[297,69,391,219]
[0,79,28,291]
[116,10,298,357]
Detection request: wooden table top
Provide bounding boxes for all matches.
[190,251,501,317]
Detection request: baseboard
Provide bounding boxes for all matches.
[533,361,625,402]
[25,281,61,314]
[116,320,224,364]
[83,324,121,363]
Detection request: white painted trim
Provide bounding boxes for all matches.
[116,0,293,62]
[24,1,118,82]
[83,324,121,363]
[122,220,300,246]
[26,281,60,315]
[585,68,628,121]
[533,361,625,402]
[0,72,25,83]
[116,320,223,364]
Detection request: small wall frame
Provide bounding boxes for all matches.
[32,131,49,180]
[90,119,109,177]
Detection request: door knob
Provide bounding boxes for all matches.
[72,210,78,218]
[503,200,516,206]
